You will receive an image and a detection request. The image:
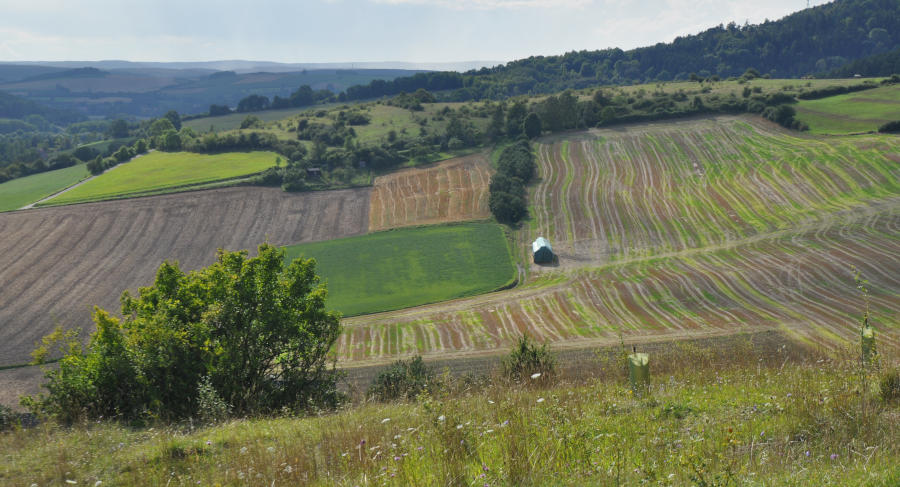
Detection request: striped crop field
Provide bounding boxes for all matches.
[337,202,899,364]
[525,116,899,268]
[368,154,492,231]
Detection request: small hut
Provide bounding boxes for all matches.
[532,237,554,264]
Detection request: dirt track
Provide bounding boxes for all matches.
[0,186,370,366]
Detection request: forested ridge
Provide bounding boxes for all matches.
[336,0,900,102]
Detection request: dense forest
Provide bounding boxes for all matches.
[828,47,900,78]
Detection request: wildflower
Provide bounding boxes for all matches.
[484,429,494,434]
[95,482,103,487]
[239,447,248,454]
[267,446,276,454]
[530,373,542,379]
[206,440,211,446]
[805,451,810,457]
[457,424,464,429]
[483,465,490,472]
[786,393,792,397]
[283,465,293,474]
[831,453,839,460]
[360,439,366,446]
[537,397,545,403]
[502,419,509,426]
[488,400,495,404]
[381,418,391,424]
[393,434,402,439]
[417,446,424,451]
[437,415,445,422]
[65,481,77,485]
[668,474,675,480]
[394,456,401,461]
[760,431,765,437]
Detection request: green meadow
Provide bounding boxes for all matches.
[0,163,90,212]
[796,84,900,134]
[44,151,279,205]
[284,223,515,316]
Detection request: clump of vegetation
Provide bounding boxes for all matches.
[23,243,342,423]
[881,369,900,402]
[489,140,536,225]
[368,355,435,402]
[501,334,555,381]
[878,120,900,133]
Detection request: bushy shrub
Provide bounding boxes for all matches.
[368,355,435,402]
[502,335,555,381]
[881,369,900,402]
[878,120,900,133]
[25,244,343,423]
[0,403,16,430]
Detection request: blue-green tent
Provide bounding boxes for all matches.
[532,237,554,264]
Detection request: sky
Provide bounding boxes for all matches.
[0,0,832,64]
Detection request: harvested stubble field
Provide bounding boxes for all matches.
[339,202,899,365]
[0,186,370,366]
[525,116,899,268]
[368,153,492,231]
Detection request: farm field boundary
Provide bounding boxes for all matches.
[795,84,900,134]
[42,151,280,206]
[284,222,515,317]
[0,186,370,366]
[368,153,492,231]
[0,164,90,212]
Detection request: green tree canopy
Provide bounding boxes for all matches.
[26,244,343,422]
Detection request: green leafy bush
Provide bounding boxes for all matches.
[24,244,343,423]
[502,335,555,381]
[368,355,435,402]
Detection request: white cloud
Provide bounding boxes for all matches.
[370,0,593,9]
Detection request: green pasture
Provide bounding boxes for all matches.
[44,151,279,206]
[796,84,900,134]
[0,164,90,212]
[183,106,333,133]
[283,223,515,317]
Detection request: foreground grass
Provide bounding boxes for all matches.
[284,222,515,316]
[0,164,89,212]
[43,151,279,205]
[796,84,900,134]
[2,346,897,486]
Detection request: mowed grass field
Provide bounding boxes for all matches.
[0,163,89,212]
[44,151,279,205]
[284,223,515,317]
[796,84,900,134]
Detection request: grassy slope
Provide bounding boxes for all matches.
[0,164,89,212]
[283,223,515,317]
[3,350,897,486]
[796,84,900,134]
[44,151,279,205]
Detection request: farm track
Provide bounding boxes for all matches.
[368,154,491,231]
[338,201,900,365]
[0,186,371,366]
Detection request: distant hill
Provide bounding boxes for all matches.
[0,91,84,125]
[339,0,900,101]
[0,65,428,118]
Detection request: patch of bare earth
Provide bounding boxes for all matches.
[368,153,491,232]
[0,186,370,366]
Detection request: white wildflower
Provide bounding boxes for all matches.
[537,397,545,403]
[381,417,391,424]
[530,373,542,379]
[437,415,445,422]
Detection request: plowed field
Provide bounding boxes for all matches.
[526,116,899,268]
[339,202,900,365]
[368,154,491,231]
[0,186,370,366]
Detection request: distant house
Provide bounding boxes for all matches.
[532,237,554,264]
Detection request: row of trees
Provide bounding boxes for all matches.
[489,140,536,224]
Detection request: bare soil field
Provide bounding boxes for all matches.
[368,154,492,231]
[0,186,370,366]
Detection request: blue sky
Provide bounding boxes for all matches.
[0,0,830,64]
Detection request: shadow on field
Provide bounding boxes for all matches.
[340,329,810,400]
